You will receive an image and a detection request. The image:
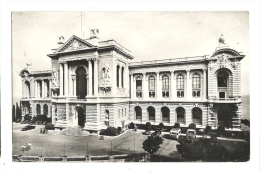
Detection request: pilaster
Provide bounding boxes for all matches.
[88,60,93,96]
[59,63,64,96]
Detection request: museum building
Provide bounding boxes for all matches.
[19,30,245,131]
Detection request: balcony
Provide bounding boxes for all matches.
[208,97,241,103]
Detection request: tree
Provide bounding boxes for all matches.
[159,122,164,130]
[145,122,152,131]
[12,104,16,122]
[16,102,21,120]
[143,132,164,154]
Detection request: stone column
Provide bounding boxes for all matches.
[203,69,207,100]
[142,73,147,99]
[73,77,76,96]
[30,79,34,98]
[156,72,161,99]
[22,79,25,98]
[130,74,134,98]
[41,80,44,98]
[69,65,73,96]
[35,80,38,98]
[186,70,190,100]
[171,71,175,100]
[88,60,93,96]
[49,79,52,98]
[94,58,99,96]
[60,63,64,96]
[119,67,122,88]
[64,62,68,96]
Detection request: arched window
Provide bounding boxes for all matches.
[121,67,124,88]
[192,73,201,97]
[176,107,185,124]
[161,106,170,122]
[148,76,155,97]
[147,106,155,121]
[43,104,48,116]
[217,70,229,98]
[135,106,142,120]
[176,74,184,98]
[116,65,120,87]
[76,67,87,99]
[136,76,142,98]
[162,75,169,97]
[25,81,30,98]
[36,104,41,115]
[192,107,202,125]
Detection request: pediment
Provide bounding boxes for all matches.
[56,35,94,53]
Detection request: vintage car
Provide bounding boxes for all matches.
[170,128,182,139]
[143,130,152,135]
[186,129,196,139]
[21,125,36,131]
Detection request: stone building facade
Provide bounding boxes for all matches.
[19,30,245,131]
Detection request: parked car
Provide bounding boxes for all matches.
[186,129,196,139]
[21,125,35,131]
[170,128,181,140]
[143,130,151,135]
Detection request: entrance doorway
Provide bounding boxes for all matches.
[77,107,86,127]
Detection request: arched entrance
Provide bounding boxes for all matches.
[76,67,87,99]
[147,106,155,121]
[176,107,185,124]
[43,104,48,115]
[76,107,86,127]
[134,106,142,120]
[36,104,41,115]
[192,107,202,125]
[161,106,170,123]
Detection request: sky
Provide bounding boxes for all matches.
[12,11,249,103]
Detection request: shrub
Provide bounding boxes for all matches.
[159,123,164,130]
[173,123,180,128]
[45,123,55,130]
[205,126,212,134]
[129,122,135,129]
[145,122,152,131]
[188,123,196,129]
[102,127,118,136]
[117,127,122,134]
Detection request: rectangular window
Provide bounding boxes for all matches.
[162,91,169,97]
[136,92,142,98]
[149,92,155,97]
[192,90,201,97]
[136,80,142,90]
[219,92,225,98]
[177,91,184,98]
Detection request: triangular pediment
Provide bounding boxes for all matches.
[55,35,94,53]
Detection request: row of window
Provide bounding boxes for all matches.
[134,106,202,125]
[135,74,201,98]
